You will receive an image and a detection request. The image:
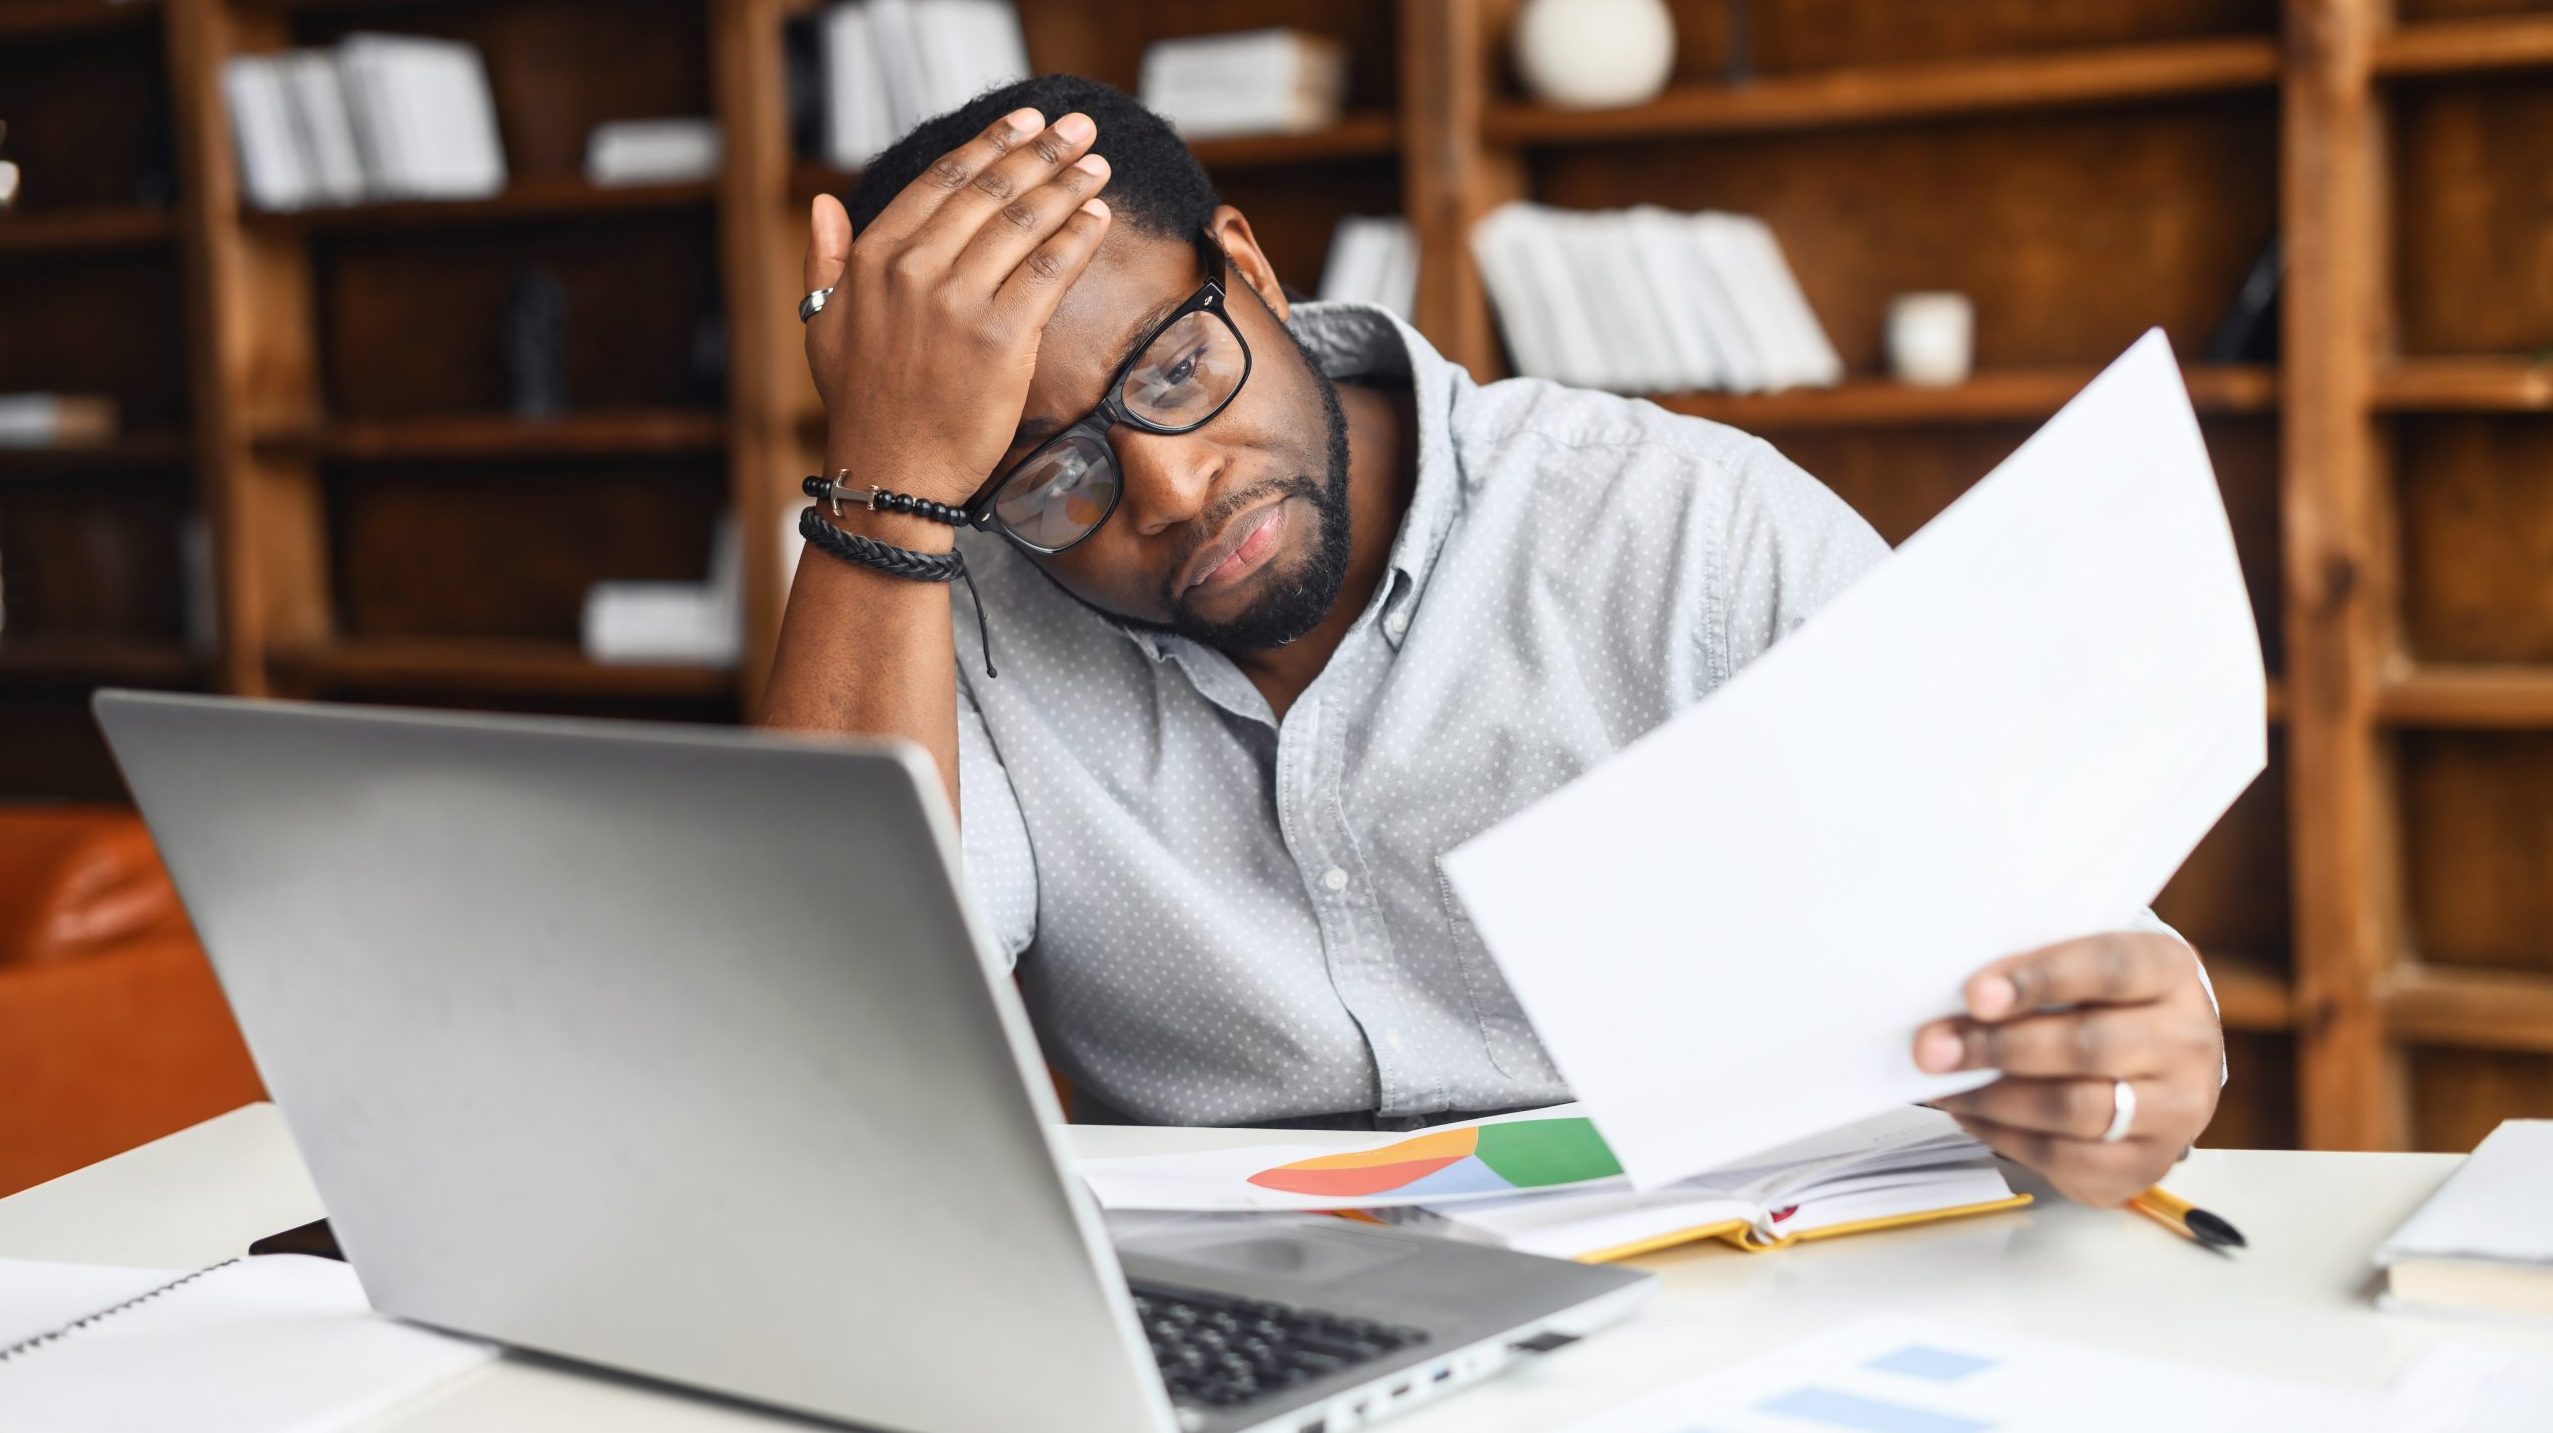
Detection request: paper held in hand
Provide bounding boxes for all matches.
[1443,330,2267,1190]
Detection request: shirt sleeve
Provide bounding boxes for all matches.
[1717,437,1893,678]
[955,676,1038,968]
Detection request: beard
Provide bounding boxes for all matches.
[1125,329,1355,653]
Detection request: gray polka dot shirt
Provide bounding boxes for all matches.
[949,302,2186,1131]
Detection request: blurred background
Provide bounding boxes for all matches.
[0,0,2547,1195]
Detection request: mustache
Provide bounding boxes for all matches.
[1158,474,1319,611]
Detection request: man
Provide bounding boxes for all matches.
[763,76,2225,1209]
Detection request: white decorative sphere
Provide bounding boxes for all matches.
[1512,0,1679,110]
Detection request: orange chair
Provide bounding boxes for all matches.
[0,806,265,1195]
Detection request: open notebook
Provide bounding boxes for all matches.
[0,1253,492,1433]
[1081,1106,2028,1263]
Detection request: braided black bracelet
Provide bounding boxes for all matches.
[798,505,995,678]
[803,473,971,527]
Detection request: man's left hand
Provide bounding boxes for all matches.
[1913,932,2223,1208]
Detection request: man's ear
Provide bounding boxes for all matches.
[1208,205,1287,322]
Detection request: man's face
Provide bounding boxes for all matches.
[991,216,1352,651]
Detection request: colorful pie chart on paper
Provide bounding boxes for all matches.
[1246,1118,1623,1200]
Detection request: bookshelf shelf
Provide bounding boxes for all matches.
[0,0,156,40]
[2385,963,2553,1056]
[2378,665,2553,729]
[1187,113,1400,170]
[0,637,201,688]
[1482,38,2283,146]
[245,178,717,235]
[1653,366,2275,431]
[2208,956,2296,1034]
[0,435,190,475]
[2372,15,2553,79]
[269,638,736,699]
[0,206,176,257]
[252,411,728,462]
[2373,357,2553,413]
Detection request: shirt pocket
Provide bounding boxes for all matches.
[1436,859,1559,1084]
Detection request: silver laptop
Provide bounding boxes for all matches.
[95,692,1653,1433]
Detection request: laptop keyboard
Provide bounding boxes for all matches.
[1130,1282,1430,1410]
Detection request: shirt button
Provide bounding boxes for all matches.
[1321,867,1350,893]
[1384,611,1410,640]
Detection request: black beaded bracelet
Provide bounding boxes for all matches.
[797,505,995,678]
[803,473,971,527]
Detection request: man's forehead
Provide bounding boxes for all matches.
[1031,227,1197,396]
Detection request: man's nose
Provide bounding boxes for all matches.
[1114,429,1219,538]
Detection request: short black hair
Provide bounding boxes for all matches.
[846,74,1219,244]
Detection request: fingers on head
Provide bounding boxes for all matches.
[864,107,1050,242]
[995,198,1112,324]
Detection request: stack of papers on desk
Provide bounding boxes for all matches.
[1079,1106,2025,1263]
[1445,330,2267,1190]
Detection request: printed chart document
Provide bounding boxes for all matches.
[1445,330,2266,1189]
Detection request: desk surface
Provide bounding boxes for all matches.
[4,1106,2547,1432]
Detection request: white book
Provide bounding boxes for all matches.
[283,51,368,205]
[334,37,431,198]
[0,393,117,447]
[1142,29,1345,138]
[1592,211,1679,393]
[1625,206,1723,391]
[820,3,894,167]
[1729,214,1844,388]
[221,55,310,211]
[865,0,928,132]
[1375,218,1418,320]
[1683,212,1769,392]
[2377,1119,2553,1322]
[413,37,507,198]
[1545,209,1624,390]
[956,0,1031,105]
[585,117,721,186]
[1469,205,1561,382]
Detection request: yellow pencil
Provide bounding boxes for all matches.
[2127,1186,2246,1250]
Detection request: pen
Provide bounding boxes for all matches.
[2127,1185,2246,1250]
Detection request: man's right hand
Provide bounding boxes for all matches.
[802,107,1114,515]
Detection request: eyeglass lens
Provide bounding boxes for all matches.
[990,306,1248,549]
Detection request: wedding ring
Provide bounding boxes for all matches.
[798,285,835,324]
[2101,1078,2137,1144]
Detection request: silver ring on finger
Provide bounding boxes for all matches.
[2100,1078,2137,1144]
[798,285,835,324]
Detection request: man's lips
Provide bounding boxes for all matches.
[1180,500,1288,595]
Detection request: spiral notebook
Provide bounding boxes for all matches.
[0,1253,492,1432]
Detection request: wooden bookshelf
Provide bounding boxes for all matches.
[269,638,734,700]
[9,0,2550,1151]
[246,177,717,235]
[1483,37,2282,144]
[251,410,727,461]
[0,205,174,254]
[1655,365,2276,430]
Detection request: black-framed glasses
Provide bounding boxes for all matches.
[960,234,1253,554]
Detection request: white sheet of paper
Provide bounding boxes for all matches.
[1444,330,2266,1189]
[1558,1316,2398,1433]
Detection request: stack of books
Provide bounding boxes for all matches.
[1138,29,1348,140]
[223,35,506,211]
[1315,216,1417,321]
[1471,202,1845,395]
[818,0,1033,169]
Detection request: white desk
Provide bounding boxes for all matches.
[5,1106,2548,1431]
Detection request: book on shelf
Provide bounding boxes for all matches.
[585,118,721,188]
[0,393,117,448]
[1471,202,1843,396]
[580,514,740,666]
[1315,216,1417,321]
[1139,28,1348,140]
[224,34,506,212]
[817,0,1031,169]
